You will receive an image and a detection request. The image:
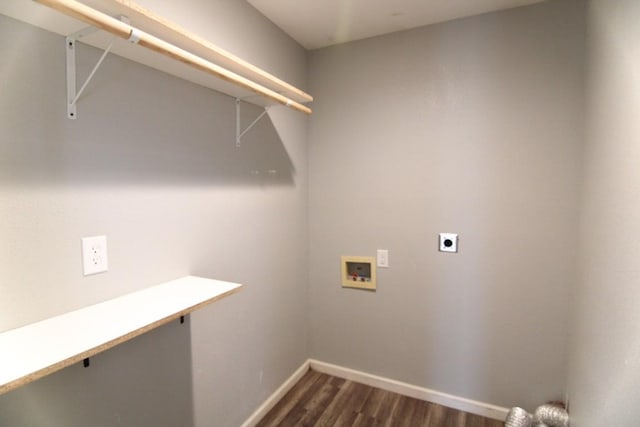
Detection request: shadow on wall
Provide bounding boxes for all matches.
[0,318,194,427]
[0,16,295,188]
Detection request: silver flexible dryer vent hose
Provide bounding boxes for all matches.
[505,407,532,427]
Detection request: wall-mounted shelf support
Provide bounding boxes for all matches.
[66,33,115,119]
[236,98,269,147]
[66,15,133,119]
[83,357,90,368]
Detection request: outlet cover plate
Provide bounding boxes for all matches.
[439,233,458,253]
[82,235,108,275]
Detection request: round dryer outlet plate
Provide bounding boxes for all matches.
[439,233,458,253]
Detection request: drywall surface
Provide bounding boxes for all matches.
[567,1,640,425]
[0,0,308,425]
[308,0,584,411]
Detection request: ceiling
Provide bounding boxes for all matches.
[247,0,546,50]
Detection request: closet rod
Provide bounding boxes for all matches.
[115,0,312,104]
[35,0,312,115]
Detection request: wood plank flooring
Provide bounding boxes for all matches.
[257,370,505,427]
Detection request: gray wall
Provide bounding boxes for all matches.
[0,0,309,425]
[567,1,640,425]
[307,0,584,411]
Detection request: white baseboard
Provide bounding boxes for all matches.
[241,358,509,425]
[240,360,311,427]
[309,359,509,421]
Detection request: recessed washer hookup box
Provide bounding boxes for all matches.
[341,256,376,291]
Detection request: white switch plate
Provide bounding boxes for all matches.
[82,235,108,275]
[439,233,458,253]
[377,249,389,268]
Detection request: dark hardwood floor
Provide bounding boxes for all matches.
[256,370,505,427]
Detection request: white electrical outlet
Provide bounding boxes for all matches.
[82,235,108,275]
[439,233,458,253]
[377,249,389,268]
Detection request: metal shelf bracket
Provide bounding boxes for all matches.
[65,16,132,119]
[236,98,269,147]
